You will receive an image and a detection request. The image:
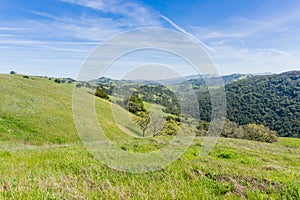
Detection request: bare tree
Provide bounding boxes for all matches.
[132,111,151,137]
[148,111,165,136]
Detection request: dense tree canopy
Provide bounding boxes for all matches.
[225,71,300,137]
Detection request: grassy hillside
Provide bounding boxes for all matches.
[0,74,299,199]
[0,137,299,199]
[0,74,78,144]
[0,74,148,144]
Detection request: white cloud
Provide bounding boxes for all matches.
[60,0,161,27]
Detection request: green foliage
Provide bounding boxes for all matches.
[9,71,16,74]
[226,71,300,137]
[95,87,109,100]
[195,71,300,137]
[243,124,278,143]
[220,119,244,139]
[122,95,146,114]
[54,78,61,83]
[96,82,180,116]
[166,115,181,122]
[75,82,83,88]
[159,118,180,136]
[197,119,278,143]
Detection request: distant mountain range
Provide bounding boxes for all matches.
[92,73,256,86]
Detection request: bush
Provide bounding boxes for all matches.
[76,83,83,88]
[196,119,278,143]
[23,75,29,79]
[54,78,61,83]
[10,71,16,74]
[221,119,244,139]
[123,96,146,114]
[195,120,211,136]
[166,115,181,122]
[242,124,278,143]
[95,87,109,100]
[159,120,179,136]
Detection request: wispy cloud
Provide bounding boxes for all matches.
[160,15,215,52]
[60,0,161,27]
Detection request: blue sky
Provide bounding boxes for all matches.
[0,0,300,79]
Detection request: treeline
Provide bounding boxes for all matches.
[195,71,300,137]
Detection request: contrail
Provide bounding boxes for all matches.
[160,15,215,52]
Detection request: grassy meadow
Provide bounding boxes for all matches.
[0,74,299,199]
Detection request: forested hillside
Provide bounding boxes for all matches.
[86,71,300,137]
[226,71,300,137]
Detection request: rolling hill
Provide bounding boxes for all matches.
[90,71,300,138]
[0,73,299,199]
[225,71,300,137]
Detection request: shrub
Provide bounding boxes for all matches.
[242,124,278,143]
[196,119,278,143]
[76,83,83,88]
[95,87,109,100]
[166,115,181,122]
[221,119,244,139]
[123,95,146,114]
[10,71,16,74]
[195,120,210,136]
[54,78,61,83]
[23,75,29,79]
[158,118,180,136]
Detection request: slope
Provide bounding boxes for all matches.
[0,74,140,145]
[226,71,300,137]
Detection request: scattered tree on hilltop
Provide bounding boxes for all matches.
[54,78,61,83]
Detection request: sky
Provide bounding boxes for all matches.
[0,0,300,79]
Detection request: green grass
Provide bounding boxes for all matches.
[0,138,299,199]
[0,74,78,145]
[0,74,299,199]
